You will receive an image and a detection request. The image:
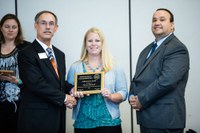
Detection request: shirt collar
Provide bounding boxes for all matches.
[155,32,172,47]
[36,38,53,51]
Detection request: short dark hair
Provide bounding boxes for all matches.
[156,8,174,22]
[34,10,58,25]
[0,13,24,45]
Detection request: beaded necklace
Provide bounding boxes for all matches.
[85,60,102,72]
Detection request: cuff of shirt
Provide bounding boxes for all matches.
[64,96,67,102]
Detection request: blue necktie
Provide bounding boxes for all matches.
[144,43,158,64]
[46,47,54,60]
[46,47,59,77]
[148,42,157,58]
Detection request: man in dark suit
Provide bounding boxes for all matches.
[129,8,190,133]
[17,10,76,133]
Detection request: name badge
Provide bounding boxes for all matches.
[38,53,48,59]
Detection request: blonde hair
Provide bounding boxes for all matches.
[80,27,114,72]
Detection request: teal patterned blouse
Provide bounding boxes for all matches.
[74,61,121,128]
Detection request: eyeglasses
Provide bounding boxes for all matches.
[37,20,56,27]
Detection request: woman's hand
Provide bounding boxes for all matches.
[101,88,112,100]
[70,87,84,98]
[102,88,123,103]
[0,75,18,84]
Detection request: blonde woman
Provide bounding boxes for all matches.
[67,27,128,133]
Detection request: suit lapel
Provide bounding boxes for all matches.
[33,40,60,80]
[135,34,175,79]
[135,43,161,79]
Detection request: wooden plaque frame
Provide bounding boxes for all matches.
[74,72,104,94]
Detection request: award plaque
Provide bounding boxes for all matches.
[0,70,14,76]
[74,72,104,94]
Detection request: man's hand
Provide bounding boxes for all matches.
[64,94,77,109]
[129,95,142,111]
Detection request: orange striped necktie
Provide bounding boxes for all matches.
[46,47,59,77]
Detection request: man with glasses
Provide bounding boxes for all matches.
[17,10,76,133]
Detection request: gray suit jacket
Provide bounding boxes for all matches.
[130,33,190,129]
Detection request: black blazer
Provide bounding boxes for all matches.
[17,40,72,133]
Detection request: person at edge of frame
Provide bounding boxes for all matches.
[129,8,190,133]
